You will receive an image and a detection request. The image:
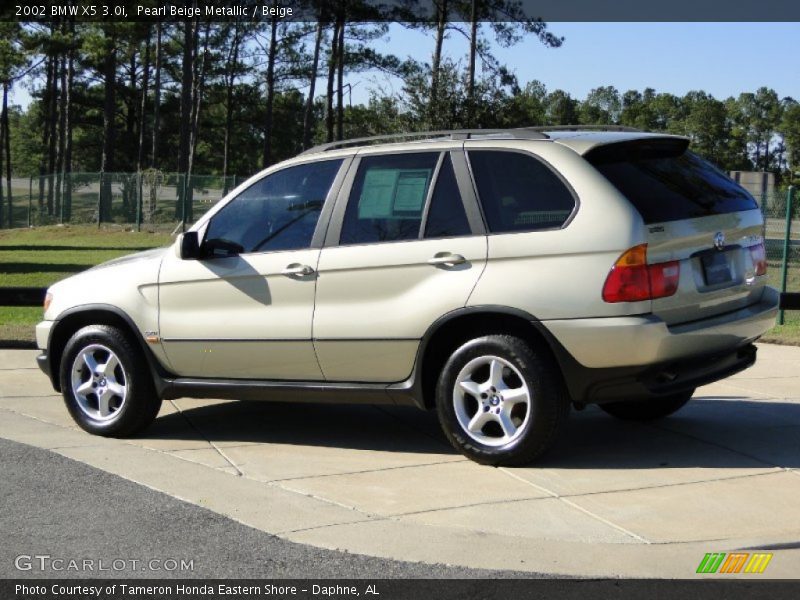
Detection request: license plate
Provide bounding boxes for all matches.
[702,251,732,286]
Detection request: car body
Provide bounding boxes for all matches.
[36,127,779,464]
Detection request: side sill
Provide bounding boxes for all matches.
[161,377,419,407]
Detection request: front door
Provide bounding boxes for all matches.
[159,158,347,380]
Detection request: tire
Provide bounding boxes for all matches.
[435,335,570,466]
[599,389,694,421]
[59,325,162,437]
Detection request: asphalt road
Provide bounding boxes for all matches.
[0,437,535,580]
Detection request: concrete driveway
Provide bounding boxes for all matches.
[1,343,799,578]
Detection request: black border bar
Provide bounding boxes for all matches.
[5,0,800,23]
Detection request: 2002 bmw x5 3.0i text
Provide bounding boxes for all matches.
[35,127,779,465]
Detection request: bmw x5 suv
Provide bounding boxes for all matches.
[36,127,779,465]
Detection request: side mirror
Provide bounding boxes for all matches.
[179,231,201,260]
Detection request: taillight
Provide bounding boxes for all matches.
[749,243,767,276]
[602,244,680,303]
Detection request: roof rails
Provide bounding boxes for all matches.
[301,125,641,155]
[534,125,641,133]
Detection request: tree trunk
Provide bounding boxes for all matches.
[150,20,162,168]
[63,17,75,221]
[302,20,324,150]
[47,41,59,216]
[223,23,241,193]
[0,84,4,228]
[430,0,448,125]
[55,42,67,221]
[4,83,12,227]
[38,54,53,215]
[99,33,117,223]
[186,21,210,222]
[137,26,151,172]
[325,21,339,143]
[335,19,345,142]
[177,19,194,221]
[126,51,137,137]
[466,0,478,127]
[262,17,278,168]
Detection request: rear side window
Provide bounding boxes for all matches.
[341,153,438,245]
[468,151,576,233]
[587,141,758,224]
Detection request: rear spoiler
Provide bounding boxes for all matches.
[585,138,691,165]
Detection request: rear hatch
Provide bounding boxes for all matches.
[586,138,766,326]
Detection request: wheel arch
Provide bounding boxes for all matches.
[414,306,566,410]
[47,304,169,394]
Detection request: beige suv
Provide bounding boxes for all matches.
[36,128,779,465]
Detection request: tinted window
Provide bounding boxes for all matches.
[340,153,438,245]
[587,141,758,224]
[424,154,471,239]
[468,151,575,233]
[205,159,342,254]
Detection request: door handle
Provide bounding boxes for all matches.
[282,263,315,276]
[427,253,467,266]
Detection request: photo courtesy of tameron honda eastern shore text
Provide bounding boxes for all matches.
[34,127,779,465]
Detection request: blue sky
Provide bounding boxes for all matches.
[11,22,800,109]
[356,22,800,104]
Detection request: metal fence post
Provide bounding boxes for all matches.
[778,185,795,326]
[136,171,143,232]
[97,172,103,228]
[181,174,188,233]
[28,176,33,227]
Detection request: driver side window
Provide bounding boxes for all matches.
[204,159,343,256]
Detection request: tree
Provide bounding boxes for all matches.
[0,21,31,226]
[580,86,621,125]
[460,1,562,126]
[780,100,800,177]
[545,89,578,125]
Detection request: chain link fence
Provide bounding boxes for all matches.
[758,188,798,327]
[1,171,242,232]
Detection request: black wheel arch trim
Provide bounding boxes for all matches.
[393,305,564,409]
[46,304,174,395]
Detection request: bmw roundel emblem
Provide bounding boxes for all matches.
[713,231,725,251]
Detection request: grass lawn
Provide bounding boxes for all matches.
[0,225,172,344]
[1,225,798,346]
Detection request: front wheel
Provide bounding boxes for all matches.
[599,389,695,421]
[59,325,162,437]
[436,335,569,466]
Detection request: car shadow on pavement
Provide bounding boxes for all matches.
[139,397,800,467]
[539,398,800,470]
[143,400,457,455]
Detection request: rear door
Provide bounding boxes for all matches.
[312,149,487,382]
[587,139,766,325]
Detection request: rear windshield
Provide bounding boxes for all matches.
[586,140,758,224]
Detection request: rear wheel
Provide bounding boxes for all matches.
[599,389,694,421]
[436,335,569,466]
[60,325,161,437]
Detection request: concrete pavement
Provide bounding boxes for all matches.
[1,343,799,578]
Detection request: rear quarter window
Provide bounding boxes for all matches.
[586,140,758,224]
[468,150,576,233]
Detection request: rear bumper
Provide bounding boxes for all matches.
[543,286,778,370]
[560,343,757,405]
[541,287,778,405]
